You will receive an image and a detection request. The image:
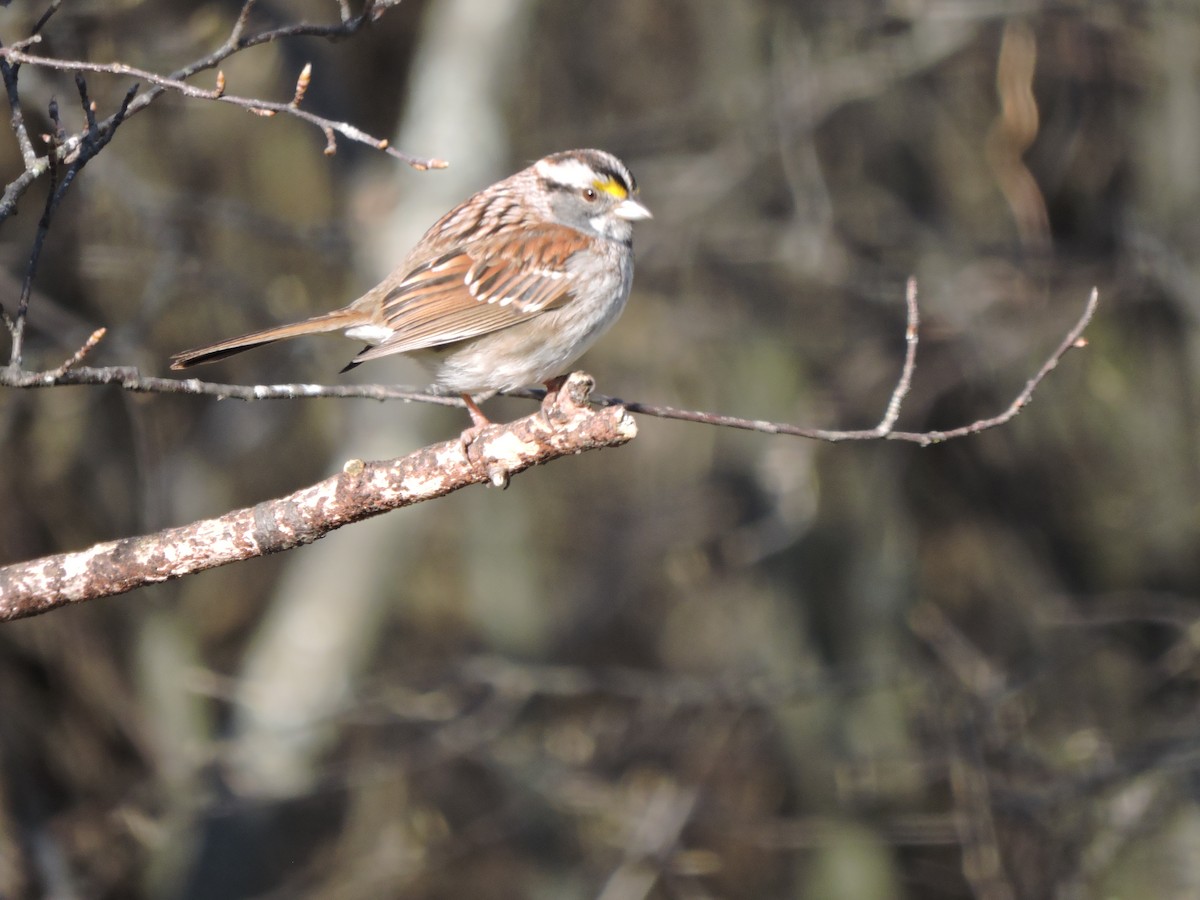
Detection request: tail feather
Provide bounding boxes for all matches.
[169,309,360,370]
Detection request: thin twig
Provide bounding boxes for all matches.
[875,275,920,435]
[0,48,446,169]
[594,288,1099,446]
[0,288,1100,447]
[43,327,107,378]
[0,28,40,323]
[31,0,63,38]
[0,0,439,229]
[7,78,139,367]
[0,26,55,224]
[228,0,258,47]
[10,103,62,368]
[0,45,38,169]
[912,287,1097,442]
[0,362,469,406]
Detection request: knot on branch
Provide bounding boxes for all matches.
[465,372,636,488]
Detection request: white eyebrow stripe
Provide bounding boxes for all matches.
[535,157,599,189]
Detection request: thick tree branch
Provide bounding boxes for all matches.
[0,373,636,621]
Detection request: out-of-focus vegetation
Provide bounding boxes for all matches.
[2,1,1198,897]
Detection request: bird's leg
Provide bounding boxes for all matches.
[458,392,493,450]
[463,393,492,428]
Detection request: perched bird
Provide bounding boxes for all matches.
[171,149,651,427]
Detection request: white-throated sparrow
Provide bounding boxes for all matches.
[171,149,651,426]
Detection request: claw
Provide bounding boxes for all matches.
[541,375,568,422]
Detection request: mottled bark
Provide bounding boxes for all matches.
[0,374,634,620]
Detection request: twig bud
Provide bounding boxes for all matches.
[292,62,312,107]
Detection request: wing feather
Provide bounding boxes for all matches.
[352,225,587,363]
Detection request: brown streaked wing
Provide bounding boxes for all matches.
[355,225,588,361]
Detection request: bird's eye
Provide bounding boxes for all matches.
[582,187,598,202]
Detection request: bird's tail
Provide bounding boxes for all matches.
[169,309,362,369]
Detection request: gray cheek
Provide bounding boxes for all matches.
[550,195,592,232]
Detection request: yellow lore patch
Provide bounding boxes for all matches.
[593,177,628,200]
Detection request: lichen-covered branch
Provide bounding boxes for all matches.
[0,373,635,621]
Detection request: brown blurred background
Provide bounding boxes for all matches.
[2,1,1198,898]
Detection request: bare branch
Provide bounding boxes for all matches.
[875,275,920,435]
[6,76,139,367]
[0,360,472,407]
[30,1,63,39]
[0,45,38,169]
[43,327,106,377]
[228,0,258,47]
[913,287,1098,442]
[0,373,636,620]
[0,47,447,170]
[0,288,1099,446]
[0,0,442,230]
[593,287,1099,446]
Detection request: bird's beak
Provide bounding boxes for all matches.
[615,197,652,221]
